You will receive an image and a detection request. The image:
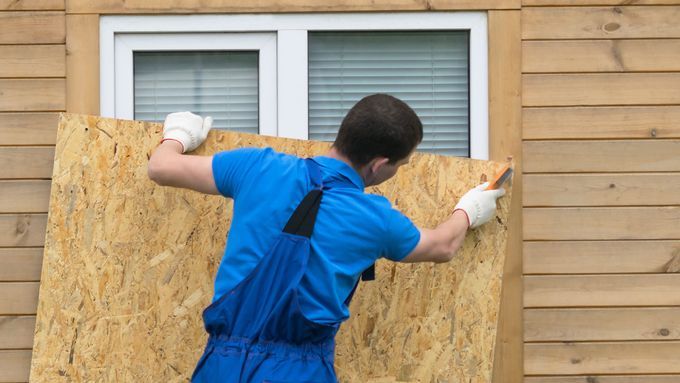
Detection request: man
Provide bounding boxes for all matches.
[148,94,504,382]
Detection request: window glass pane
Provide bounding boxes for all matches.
[134,51,259,134]
[308,31,469,157]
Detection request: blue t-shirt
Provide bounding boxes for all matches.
[211,148,420,324]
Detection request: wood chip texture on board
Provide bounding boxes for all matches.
[31,113,512,382]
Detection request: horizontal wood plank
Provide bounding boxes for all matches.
[0,180,51,213]
[0,214,47,247]
[523,174,680,206]
[523,140,680,173]
[524,274,680,307]
[525,307,680,342]
[0,113,59,145]
[0,282,39,314]
[523,106,680,140]
[0,147,55,179]
[0,248,43,281]
[524,240,680,274]
[523,6,680,40]
[0,11,64,45]
[524,207,680,240]
[523,73,680,106]
[0,0,63,10]
[524,1,680,5]
[525,341,680,375]
[0,45,65,78]
[0,316,36,348]
[0,350,31,382]
[525,376,680,383]
[0,79,65,111]
[66,0,519,13]
[523,39,680,73]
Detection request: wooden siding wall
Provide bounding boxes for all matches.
[0,2,525,382]
[0,1,64,382]
[522,2,680,382]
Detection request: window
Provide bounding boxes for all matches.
[101,13,488,159]
[134,51,259,134]
[104,32,277,135]
[308,31,470,156]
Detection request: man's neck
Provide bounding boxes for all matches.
[325,147,367,182]
[326,147,355,170]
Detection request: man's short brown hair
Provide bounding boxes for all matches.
[333,94,423,167]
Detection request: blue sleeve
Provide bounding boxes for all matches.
[382,208,421,262]
[212,148,264,198]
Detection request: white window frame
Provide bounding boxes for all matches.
[101,12,488,159]
[106,33,277,136]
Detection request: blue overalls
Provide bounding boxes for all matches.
[192,159,363,383]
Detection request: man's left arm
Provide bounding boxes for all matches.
[147,140,218,194]
[147,111,219,195]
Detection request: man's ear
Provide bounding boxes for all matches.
[369,157,390,174]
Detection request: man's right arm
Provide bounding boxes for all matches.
[400,183,505,264]
[400,210,469,263]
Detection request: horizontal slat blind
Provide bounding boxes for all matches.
[308,31,470,157]
[134,51,259,134]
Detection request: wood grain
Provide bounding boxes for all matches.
[0,214,47,247]
[0,11,65,45]
[523,173,680,206]
[488,10,523,383]
[525,307,680,342]
[0,79,65,111]
[0,0,63,10]
[524,207,680,240]
[0,147,55,179]
[0,45,65,78]
[524,0,680,5]
[0,350,31,383]
[524,240,680,274]
[66,15,99,115]
[523,39,680,73]
[523,73,680,106]
[0,248,43,281]
[0,181,51,213]
[0,316,36,348]
[66,0,519,13]
[525,376,680,383]
[523,6,680,40]
[523,106,680,139]
[0,282,39,315]
[523,140,680,173]
[525,341,680,375]
[524,274,680,307]
[0,113,59,145]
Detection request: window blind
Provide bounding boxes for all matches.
[308,31,470,157]
[134,51,259,134]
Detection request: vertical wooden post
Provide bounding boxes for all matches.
[66,14,100,115]
[488,10,523,383]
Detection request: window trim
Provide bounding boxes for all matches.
[101,12,488,159]
[106,32,277,136]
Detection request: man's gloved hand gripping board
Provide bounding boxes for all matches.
[30,114,512,382]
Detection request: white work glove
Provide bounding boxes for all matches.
[454,182,506,228]
[162,111,213,153]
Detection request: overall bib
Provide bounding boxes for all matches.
[192,159,356,383]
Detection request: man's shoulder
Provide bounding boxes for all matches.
[350,192,397,218]
[215,147,302,167]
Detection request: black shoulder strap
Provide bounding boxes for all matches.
[282,159,323,238]
[282,189,322,238]
[361,265,375,281]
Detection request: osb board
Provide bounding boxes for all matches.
[31,113,512,382]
